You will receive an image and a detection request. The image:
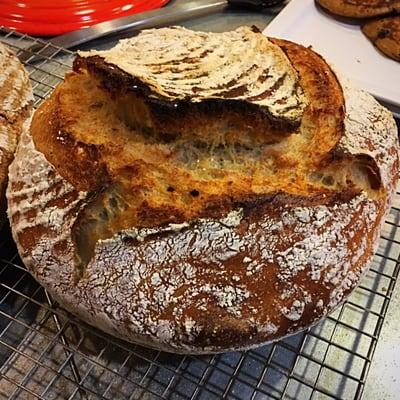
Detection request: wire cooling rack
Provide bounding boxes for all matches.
[0,27,400,400]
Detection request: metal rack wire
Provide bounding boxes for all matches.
[0,27,399,400]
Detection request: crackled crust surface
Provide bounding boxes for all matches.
[0,43,33,222]
[316,0,400,17]
[7,29,400,353]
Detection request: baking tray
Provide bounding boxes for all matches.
[0,27,400,400]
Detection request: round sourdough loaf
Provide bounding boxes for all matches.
[0,42,33,223]
[7,27,400,353]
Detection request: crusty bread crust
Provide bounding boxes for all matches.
[77,27,307,127]
[30,34,374,272]
[0,43,33,224]
[316,0,400,18]
[7,29,400,353]
[362,16,400,61]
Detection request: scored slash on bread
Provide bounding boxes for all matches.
[7,27,400,353]
[362,16,400,61]
[316,0,400,18]
[0,43,33,224]
[33,30,363,270]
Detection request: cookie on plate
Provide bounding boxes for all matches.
[362,16,400,61]
[316,0,400,18]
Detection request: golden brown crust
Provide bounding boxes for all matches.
[31,39,351,227]
[362,16,400,61]
[31,88,111,193]
[316,0,400,17]
[7,28,400,353]
[30,35,388,279]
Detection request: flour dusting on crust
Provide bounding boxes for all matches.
[7,126,389,353]
[337,76,399,192]
[0,44,33,120]
[0,43,33,157]
[0,42,33,222]
[79,26,307,125]
[6,36,400,354]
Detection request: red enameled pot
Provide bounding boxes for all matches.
[0,0,170,36]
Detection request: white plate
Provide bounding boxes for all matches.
[263,0,400,115]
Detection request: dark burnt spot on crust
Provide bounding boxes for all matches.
[378,28,391,38]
